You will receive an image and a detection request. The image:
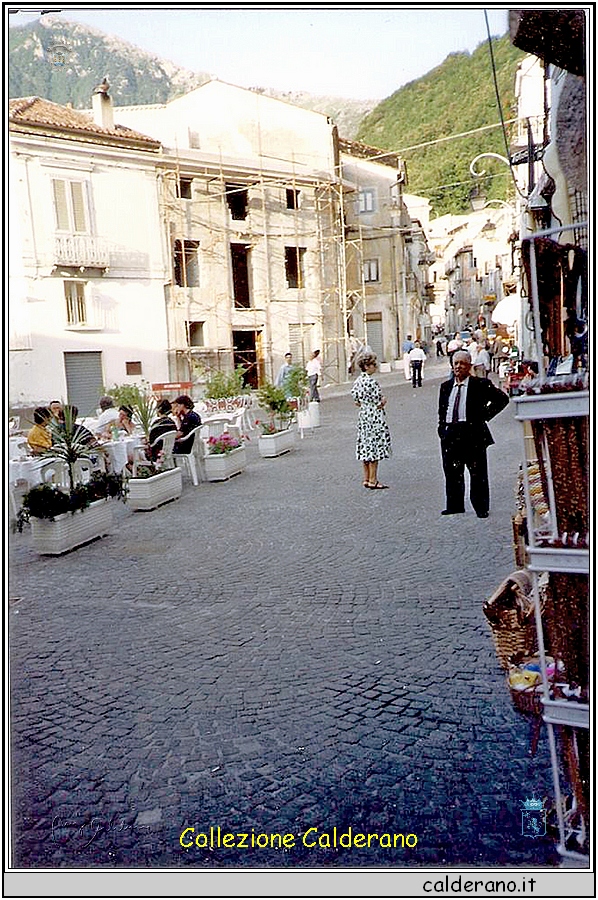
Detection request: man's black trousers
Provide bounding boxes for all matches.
[440,424,490,515]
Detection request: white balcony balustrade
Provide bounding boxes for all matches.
[54,234,110,269]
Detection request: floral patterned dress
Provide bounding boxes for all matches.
[351,373,392,461]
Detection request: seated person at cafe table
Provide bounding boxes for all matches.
[26,406,53,454]
[48,400,64,426]
[59,405,99,447]
[92,395,120,435]
[118,405,136,436]
[148,399,177,461]
[171,395,201,453]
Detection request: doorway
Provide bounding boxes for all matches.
[232,330,262,389]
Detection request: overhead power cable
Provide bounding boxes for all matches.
[395,118,518,154]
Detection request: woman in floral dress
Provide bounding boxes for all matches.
[351,352,392,489]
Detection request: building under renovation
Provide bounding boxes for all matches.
[9,78,431,410]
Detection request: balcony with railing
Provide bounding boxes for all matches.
[54,234,110,269]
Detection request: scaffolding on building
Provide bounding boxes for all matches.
[157,142,366,389]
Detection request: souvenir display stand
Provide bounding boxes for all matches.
[514,224,589,863]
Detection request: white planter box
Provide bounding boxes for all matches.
[31,499,113,555]
[379,362,391,373]
[308,401,321,427]
[204,445,247,481]
[127,467,183,511]
[258,428,295,458]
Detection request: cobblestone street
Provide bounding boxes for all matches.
[9,361,558,869]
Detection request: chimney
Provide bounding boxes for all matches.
[92,77,114,130]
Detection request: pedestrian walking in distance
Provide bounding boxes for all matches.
[402,334,414,381]
[351,352,392,490]
[408,340,426,387]
[437,350,509,518]
[306,349,322,402]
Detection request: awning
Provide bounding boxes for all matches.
[491,295,521,327]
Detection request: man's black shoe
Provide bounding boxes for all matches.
[477,512,489,518]
[441,509,464,515]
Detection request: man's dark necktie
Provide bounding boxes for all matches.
[451,383,462,423]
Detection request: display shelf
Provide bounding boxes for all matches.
[527,546,589,574]
[541,699,589,729]
[513,390,589,420]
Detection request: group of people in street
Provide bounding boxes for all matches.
[24,392,203,470]
[351,341,510,517]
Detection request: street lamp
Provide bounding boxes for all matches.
[469,152,511,177]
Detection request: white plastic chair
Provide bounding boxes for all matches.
[172,425,205,486]
[39,460,69,487]
[72,459,93,484]
[131,430,177,476]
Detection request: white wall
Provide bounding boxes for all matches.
[9,136,170,406]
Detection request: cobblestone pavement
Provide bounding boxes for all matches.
[9,360,559,869]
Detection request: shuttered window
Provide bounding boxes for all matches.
[70,182,87,232]
[53,180,70,230]
[52,178,88,233]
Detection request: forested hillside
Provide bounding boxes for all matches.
[357,35,526,216]
[8,15,211,108]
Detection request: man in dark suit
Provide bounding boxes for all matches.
[438,351,509,518]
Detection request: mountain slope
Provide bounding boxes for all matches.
[8,15,375,136]
[8,15,212,108]
[357,35,526,215]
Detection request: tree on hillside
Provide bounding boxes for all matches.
[357,35,526,216]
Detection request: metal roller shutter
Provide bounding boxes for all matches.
[63,351,103,417]
[365,318,384,361]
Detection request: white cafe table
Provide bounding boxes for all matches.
[101,436,143,474]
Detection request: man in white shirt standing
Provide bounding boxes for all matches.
[408,340,426,388]
[306,349,322,402]
[437,351,509,518]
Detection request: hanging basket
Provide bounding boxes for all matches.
[483,570,539,670]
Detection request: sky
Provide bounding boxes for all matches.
[9,5,510,100]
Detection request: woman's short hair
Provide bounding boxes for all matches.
[174,395,194,409]
[157,399,172,415]
[358,353,377,372]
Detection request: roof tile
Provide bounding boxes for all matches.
[9,96,160,147]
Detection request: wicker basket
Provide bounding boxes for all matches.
[483,571,538,670]
[509,682,544,715]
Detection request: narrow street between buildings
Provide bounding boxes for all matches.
[9,360,558,868]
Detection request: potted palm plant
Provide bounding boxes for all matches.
[16,407,126,554]
[256,382,296,457]
[127,391,182,510]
